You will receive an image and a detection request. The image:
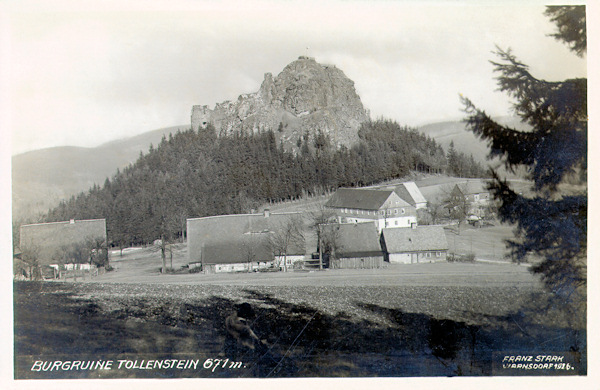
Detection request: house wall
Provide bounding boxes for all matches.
[275,255,305,269]
[389,253,412,264]
[377,216,417,232]
[333,256,384,269]
[389,251,447,264]
[208,261,275,273]
[187,218,204,264]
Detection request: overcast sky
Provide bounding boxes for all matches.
[1,0,589,155]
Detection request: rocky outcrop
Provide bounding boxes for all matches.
[191,56,370,148]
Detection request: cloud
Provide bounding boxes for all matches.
[5,1,587,154]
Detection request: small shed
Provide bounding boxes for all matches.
[381,226,449,264]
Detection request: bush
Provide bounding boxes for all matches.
[447,252,476,263]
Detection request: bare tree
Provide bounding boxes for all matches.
[268,215,305,271]
[309,206,340,269]
[425,200,445,225]
[442,183,471,234]
[19,242,41,280]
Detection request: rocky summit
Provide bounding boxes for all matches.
[191,56,370,149]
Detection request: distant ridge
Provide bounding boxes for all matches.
[417,116,528,164]
[12,125,186,220]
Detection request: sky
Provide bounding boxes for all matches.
[1,0,589,155]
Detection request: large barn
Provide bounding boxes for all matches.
[19,219,107,266]
[187,210,308,273]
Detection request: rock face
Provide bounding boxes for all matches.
[191,56,370,148]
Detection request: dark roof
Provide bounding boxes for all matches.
[203,235,274,264]
[336,222,383,258]
[382,226,448,253]
[326,188,408,210]
[187,212,306,264]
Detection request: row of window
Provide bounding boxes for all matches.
[342,208,406,215]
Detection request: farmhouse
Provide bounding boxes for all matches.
[187,210,307,273]
[369,181,428,210]
[451,180,491,205]
[380,225,449,264]
[449,180,492,217]
[326,188,417,232]
[19,219,107,266]
[333,222,385,269]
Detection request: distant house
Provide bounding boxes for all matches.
[326,188,417,232]
[451,180,491,205]
[450,180,491,217]
[19,219,107,266]
[187,210,307,273]
[380,225,449,264]
[333,223,384,269]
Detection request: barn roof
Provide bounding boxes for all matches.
[19,219,107,264]
[326,188,409,210]
[203,235,274,264]
[336,222,383,258]
[382,226,448,253]
[187,211,306,264]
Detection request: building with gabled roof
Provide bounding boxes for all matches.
[395,182,428,209]
[332,222,385,269]
[326,188,417,232]
[187,210,307,273]
[380,225,449,264]
[19,219,107,266]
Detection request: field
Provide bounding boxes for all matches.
[14,261,586,379]
[13,177,586,379]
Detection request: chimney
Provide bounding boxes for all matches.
[264,209,271,218]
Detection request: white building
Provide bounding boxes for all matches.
[326,188,418,232]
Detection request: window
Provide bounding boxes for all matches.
[474,194,480,201]
[395,220,398,226]
[436,252,441,257]
[394,209,398,214]
[427,252,431,258]
[401,208,405,214]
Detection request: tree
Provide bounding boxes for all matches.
[460,6,586,303]
[442,184,471,235]
[268,215,305,271]
[425,200,445,225]
[20,243,41,280]
[309,206,339,269]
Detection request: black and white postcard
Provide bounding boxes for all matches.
[2,0,597,389]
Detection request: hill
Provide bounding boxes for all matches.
[12,125,186,220]
[417,116,529,164]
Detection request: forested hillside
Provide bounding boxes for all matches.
[44,119,486,248]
